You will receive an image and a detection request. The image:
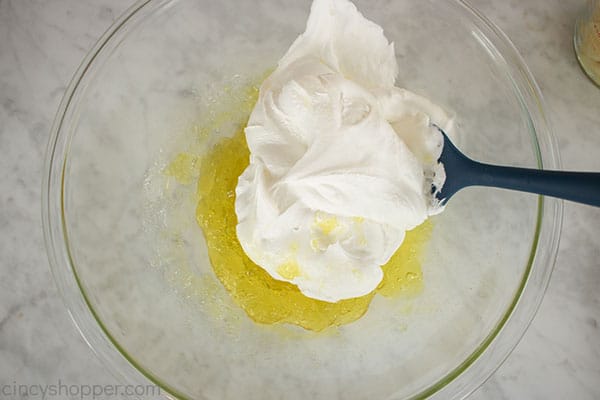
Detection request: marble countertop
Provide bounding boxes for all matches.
[0,0,598,399]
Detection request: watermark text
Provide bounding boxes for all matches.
[0,380,161,399]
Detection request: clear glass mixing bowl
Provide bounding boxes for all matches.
[43,0,562,399]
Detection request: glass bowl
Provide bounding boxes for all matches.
[43,0,562,399]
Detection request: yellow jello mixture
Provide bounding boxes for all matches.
[166,83,431,332]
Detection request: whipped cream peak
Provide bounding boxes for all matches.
[235,0,453,302]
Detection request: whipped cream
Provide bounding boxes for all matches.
[235,0,453,302]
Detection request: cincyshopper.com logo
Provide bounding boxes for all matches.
[0,380,161,399]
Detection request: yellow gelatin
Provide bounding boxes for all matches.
[164,78,431,331]
[188,128,432,332]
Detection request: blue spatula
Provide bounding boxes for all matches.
[433,127,600,207]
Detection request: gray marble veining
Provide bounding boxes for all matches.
[0,0,598,399]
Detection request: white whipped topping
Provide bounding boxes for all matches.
[235,0,453,302]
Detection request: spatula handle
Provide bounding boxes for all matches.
[466,161,600,207]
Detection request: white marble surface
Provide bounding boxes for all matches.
[0,0,599,399]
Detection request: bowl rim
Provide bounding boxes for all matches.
[42,0,563,399]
